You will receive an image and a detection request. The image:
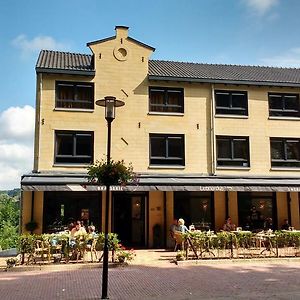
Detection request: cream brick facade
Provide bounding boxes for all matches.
[22,27,300,247]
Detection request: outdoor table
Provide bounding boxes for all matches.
[255,232,276,256]
[199,232,217,258]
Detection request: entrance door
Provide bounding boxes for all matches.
[112,193,147,248]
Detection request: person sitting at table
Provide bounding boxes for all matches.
[250,206,261,229]
[281,219,291,230]
[71,220,87,238]
[222,216,236,232]
[169,218,179,238]
[264,217,273,231]
[178,218,189,233]
[243,215,253,231]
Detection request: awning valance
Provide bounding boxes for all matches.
[21,173,300,192]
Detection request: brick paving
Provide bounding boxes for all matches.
[1,250,300,299]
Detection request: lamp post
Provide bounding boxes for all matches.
[96,96,125,299]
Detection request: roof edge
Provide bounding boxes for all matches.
[87,36,115,46]
[127,37,155,51]
[87,35,155,51]
[36,67,95,76]
[148,75,300,88]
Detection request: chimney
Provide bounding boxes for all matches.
[115,26,129,39]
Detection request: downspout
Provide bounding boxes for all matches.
[287,192,292,226]
[225,191,229,218]
[34,73,42,171]
[211,84,216,175]
[31,192,35,222]
[19,188,23,234]
[163,191,167,248]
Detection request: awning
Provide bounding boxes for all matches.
[21,172,300,192]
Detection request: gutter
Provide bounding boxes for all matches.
[36,68,95,76]
[148,75,300,88]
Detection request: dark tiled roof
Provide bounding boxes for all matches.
[35,50,300,86]
[149,60,300,87]
[36,50,94,75]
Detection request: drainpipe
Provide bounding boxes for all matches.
[287,192,292,226]
[211,84,216,175]
[163,191,167,248]
[225,191,229,218]
[31,191,35,222]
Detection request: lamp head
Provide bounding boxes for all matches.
[96,96,125,121]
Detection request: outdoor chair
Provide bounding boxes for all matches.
[173,231,184,251]
[85,238,98,262]
[34,239,51,263]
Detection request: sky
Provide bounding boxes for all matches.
[1,0,300,189]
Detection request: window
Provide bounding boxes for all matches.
[216,136,250,167]
[149,134,185,166]
[270,137,300,167]
[149,87,184,113]
[56,81,94,109]
[215,90,248,116]
[238,192,276,230]
[55,131,93,164]
[268,93,300,117]
[174,192,214,229]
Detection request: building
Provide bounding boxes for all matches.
[21,26,300,248]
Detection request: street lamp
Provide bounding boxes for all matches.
[95,96,125,299]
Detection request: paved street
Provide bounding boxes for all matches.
[1,251,300,299]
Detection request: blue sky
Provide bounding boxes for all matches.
[1,0,300,188]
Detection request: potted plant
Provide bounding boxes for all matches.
[87,159,137,186]
[116,244,136,263]
[25,221,38,233]
[6,257,17,268]
[176,250,186,261]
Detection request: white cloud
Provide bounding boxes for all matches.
[261,48,300,67]
[0,106,35,190]
[12,34,70,57]
[243,0,279,16]
[0,105,35,144]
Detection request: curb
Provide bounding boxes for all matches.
[176,257,300,266]
[1,261,127,273]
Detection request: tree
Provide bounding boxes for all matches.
[0,193,20,250]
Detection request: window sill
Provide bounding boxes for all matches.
[215,114,248,119]
[148,112,184,116]
[270,167,300,171]
[148,165,185,169]
[268,116,300,121]
[216,166,250,170]
[54,108,94,113]
[53,163,91,168]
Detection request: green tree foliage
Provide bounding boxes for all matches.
[0,193,20,250]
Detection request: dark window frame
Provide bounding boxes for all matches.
[149,87,184,113]
[55,81,94,109]
[215,90,248,116]
[149,133,185,166]
[268,93,300,117]
[216,135,250,167]
[270,137,300,168]
[54,130,94,164]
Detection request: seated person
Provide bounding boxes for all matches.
[70,220,87,238]
[264,217,273,231]
[281,219,291,230]
[243,216,253,231]
[177,218,189,233]
[222,216,236,232]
